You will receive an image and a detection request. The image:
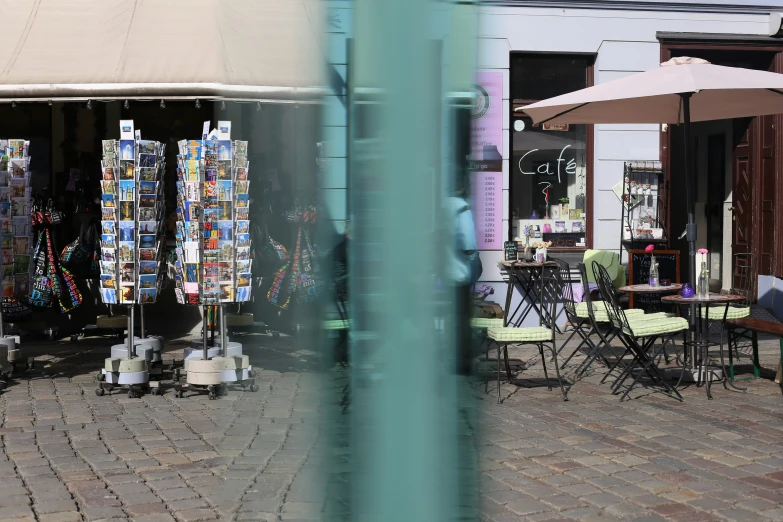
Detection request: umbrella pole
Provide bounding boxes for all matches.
[681,93,697,289]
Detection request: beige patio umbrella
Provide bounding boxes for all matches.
[517,57,783,286]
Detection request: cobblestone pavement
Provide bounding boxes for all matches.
[480,334,783,522]
[1,329,781,521]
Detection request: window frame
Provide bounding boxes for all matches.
[509,52,595,252]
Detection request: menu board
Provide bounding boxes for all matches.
[0,139,32,298]
[98,122,166,305]
[471,171,502,250]
[172,121,252,305]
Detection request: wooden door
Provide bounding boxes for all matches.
[731,118,754,283]
[759,114,776,275]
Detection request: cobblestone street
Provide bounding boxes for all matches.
[0,330,781,521]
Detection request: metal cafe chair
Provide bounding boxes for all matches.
[485,268,568,403]
[720,254,757,380]
[592,262,686,401]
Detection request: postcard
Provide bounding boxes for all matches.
[101,248,116,262]
[9,179,28,198]
[10,159,27,178]
[120,201,134,221]
[119,242,134,262]
[100,274,116,290]
[554,221,566,233]
[102,140,117,156]
[217,180,232,201]
[100,261,116,275]
[120,140,135,161]
[12,217,29,236]
[139,248,157,261]
[2,251,13,266]
[102,208,116,221]
[120,263,135,284]
[120,286,135,303]
[0,202,10,219]
[236,233,250,247]
[186,182,200,202]
[138,207,155,221]
[12,254,30,274]
[13,236,29,255]
[139,288,157,304]
[216,161,230,180]
[185,263,199,283]
[120,162,134,180]
[119,180,135,201]
[235,140,248,156]
[138,274,156,289]
[235,208,249,221]
[101,180,116,195]
[235,156,248,169]
[203,208,220,224]
[138,168,157,182]
[100,234,116,249]
[138,153,156,168]
[220,284,234,302]
[236,272,251,287]
[138,140,156,156]
[235,181,249,195]
[205,169,217,183]
[100,288,117,304]
[99,221,114,236]
[235,167,247,181]
[8,139,25,159]
[235,220,249,235]
[217,121,231,141]
[137,221,156,235]
[138,181,156,195]
[236,286,251,302]
[138,195,156,208]
[139,261,157,275]
[217,141,232,161]
[13,197,31,216]
[119,120,135,140]
[185,201,200,221]
[236,246,250,261]
[1,234,12,249]
[236,260,251,273]
[103,167,116,181]
[139,234,155,249]
[118,222,134,242]
[101,194,116,208]
[218,202,231,220]
[235,194,249,208]
[186,160,199,181]
[204,277,219,294]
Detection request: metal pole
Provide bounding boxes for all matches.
[127,304,134,360]
[681,93,697,288]
[219,305,227,358]
[202,306,209,360]
[139,304,146,339]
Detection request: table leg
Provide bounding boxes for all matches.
[502,268,515,327]
[752,330,761,379]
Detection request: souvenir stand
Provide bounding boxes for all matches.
[172,122,257,399]
[95,121,167,397]
[0,138,33,377]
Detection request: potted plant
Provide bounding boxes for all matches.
[532,240,552,263]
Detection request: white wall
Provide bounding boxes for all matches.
[477,5,768,282]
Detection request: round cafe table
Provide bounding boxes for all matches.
[661,293,746,399]
[619,283,683,313]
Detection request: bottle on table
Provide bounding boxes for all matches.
[648,261,659,288]
[698,262,708,298]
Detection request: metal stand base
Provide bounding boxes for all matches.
[664,366,723,383]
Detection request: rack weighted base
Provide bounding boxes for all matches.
[96,357,154,398]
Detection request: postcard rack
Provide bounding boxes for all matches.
[171,122,256,399]
[619,161,668,254]
[95,121,167,398]
[0,138,33,377]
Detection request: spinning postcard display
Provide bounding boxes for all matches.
[172,122,251,305]
[95,121,166,397]
[98,121,166,306]
[0,139,32,380]
[171,122,256,398]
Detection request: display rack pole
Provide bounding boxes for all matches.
[202,307,209,361]
[219,305,227,358]
[127,305,134,360]
[139,304,146,339]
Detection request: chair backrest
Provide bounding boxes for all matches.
[592,261,633,336]
[553,258,578,320]
[577,262,602,322]
[583,250,620,283]
[540,266,561,332]
[732,253,756,307]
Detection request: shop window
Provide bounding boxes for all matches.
[510,54,594,250]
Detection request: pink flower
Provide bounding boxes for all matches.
[698,248,708,255]
[645,245,655,254]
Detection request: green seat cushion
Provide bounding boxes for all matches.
[628,317,689,337]
[471,318,505,330]
[487,326,553,343]
[575,302,645,322]
[322,319,349,331]
[698,306,750,321]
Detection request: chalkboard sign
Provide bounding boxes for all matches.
[504,241,518,261]
[628,249,680,310]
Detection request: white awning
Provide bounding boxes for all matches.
[0,0,325,102]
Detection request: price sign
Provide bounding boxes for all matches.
[471,171,501,250]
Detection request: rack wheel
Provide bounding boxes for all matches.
[176,389,184,398]
[248,370,257,378]
[150,387,161,396]
[96,372,105,381]
[250,384,259,392]
[128,387,138,399]
[70,335,78,343]
[95,388,105,396]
